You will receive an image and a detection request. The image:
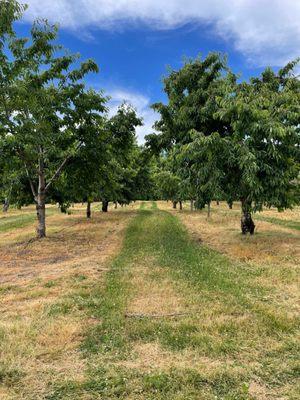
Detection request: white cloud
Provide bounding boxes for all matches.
[107,89,158,144]
[22,0,300,66]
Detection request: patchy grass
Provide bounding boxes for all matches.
[1,201,299,399]
[0,202,138,399]
[255,215,300,231]
[0,206,59,233]
[47,203,299,399]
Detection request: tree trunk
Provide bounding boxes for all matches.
[114,201,118,209]
[207,201,211,218]
[228,200,233,210]
[102,200,108,212]
[216,201,220,206]
[3,198,9,212]
[36,194,46,238]
[36,150,46,238]
[241,200,255,235]
[179,201,183,210]
[190,200,194,212]
[172,201,177,209]
[60,203,68,213]
[87,201,92,219]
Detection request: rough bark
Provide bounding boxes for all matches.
[87,201,92,219]
[241,200,255,235]
[3,198,9,212]
[102,200,109,212]
[172,201,177,209]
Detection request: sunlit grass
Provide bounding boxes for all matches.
[0,201,299,399]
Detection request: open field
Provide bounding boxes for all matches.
[0,202,299,399]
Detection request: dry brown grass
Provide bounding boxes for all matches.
[127,263,183,316]
[1,201,299,399]
[158,201,300,267]
[158,200,300,325]
[118,341,228,372]
[0,202,137,399]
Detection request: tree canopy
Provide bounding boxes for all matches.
[0,2,299,238]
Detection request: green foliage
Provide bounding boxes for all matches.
[1,3,299,234]
[0,4,108,224]
[154,169,181,201]
[148,53,233,208]
[148,53,300,230]
[217,61,300,211]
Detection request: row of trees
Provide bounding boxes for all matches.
[147,53,300,234]
[1,2,299,238]
[0,1,155,237]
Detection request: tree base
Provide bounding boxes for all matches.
[102,201,109,212]
[241,212,255,235]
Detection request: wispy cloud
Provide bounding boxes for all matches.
[22,0,300,66]
[107,88,158,144]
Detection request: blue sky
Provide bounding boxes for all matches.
[16,0,299,142]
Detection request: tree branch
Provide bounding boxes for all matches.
[45,143,81,192]
[44,155,70,192]
[16,149,38,201]
[24,163,37,201]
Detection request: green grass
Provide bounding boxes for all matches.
[46,205,299,399]
[151,201,158,209]
[0,208,58,233]
[255,215,300,231]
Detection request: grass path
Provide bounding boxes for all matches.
[48,203,299,400]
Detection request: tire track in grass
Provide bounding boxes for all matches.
[48,204,300,400]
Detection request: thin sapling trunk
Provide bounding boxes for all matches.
[190,199,194,211]
[207,201,211,218]
[36,151,46,238]
[3,198,9,212]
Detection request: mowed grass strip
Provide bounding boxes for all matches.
[48,203,299,400]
